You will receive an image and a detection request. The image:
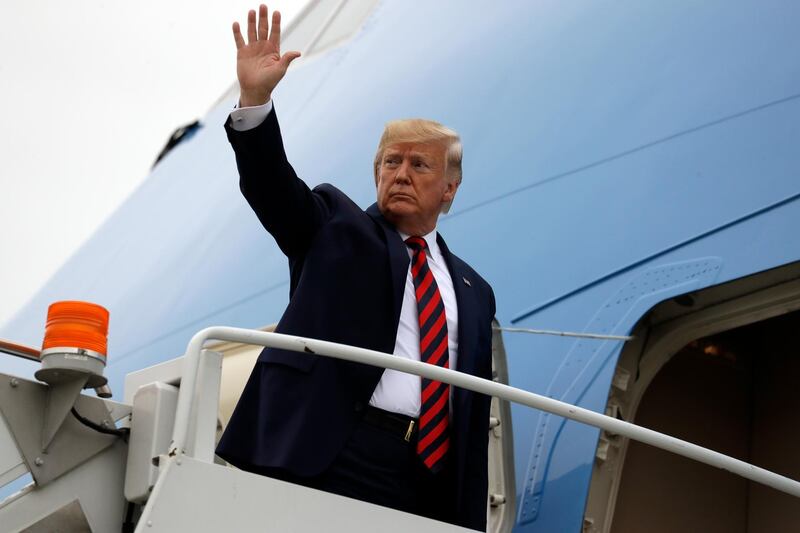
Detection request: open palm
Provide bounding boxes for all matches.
[233,5,301,107]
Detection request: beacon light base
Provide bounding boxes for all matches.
[35,347,108,389]
[34,347,109,451]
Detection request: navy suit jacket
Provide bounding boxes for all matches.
[216,106,496,531]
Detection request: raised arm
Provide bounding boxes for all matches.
[228,6,328,260]
[233,4,301,107]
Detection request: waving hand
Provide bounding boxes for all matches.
[233,5,301,107]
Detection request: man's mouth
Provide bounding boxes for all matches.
[390,192,414,201]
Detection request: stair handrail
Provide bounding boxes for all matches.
[168,326,800,499]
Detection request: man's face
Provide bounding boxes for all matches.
[376,142,458,235]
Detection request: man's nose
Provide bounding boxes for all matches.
[395,159,412,183]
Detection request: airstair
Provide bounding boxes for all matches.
[2,326,800,532]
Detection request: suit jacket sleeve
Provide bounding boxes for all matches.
[225,105,332,259]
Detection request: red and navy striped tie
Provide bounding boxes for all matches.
[405,236,450,472]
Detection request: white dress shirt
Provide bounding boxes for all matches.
[230,101,459,417]
[369,230,458,417]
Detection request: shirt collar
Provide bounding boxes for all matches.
[398,228,439,263]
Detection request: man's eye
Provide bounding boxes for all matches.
[414,161,429,169]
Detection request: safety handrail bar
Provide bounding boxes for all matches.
[169,326,800,499]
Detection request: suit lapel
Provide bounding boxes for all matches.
[366,204,410,331]
[437,233,482,506]
[436,233,478,377]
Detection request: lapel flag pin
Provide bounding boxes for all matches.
[463,277,472,287]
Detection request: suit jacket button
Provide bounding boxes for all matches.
[354,401,364,412]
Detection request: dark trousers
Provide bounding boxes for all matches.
[267,407,457,526]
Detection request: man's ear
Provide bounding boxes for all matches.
[442,178,460,203]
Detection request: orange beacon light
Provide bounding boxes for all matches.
[35,301,110,390]
[42,301,109,357]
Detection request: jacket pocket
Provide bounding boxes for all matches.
[258,347,318,373]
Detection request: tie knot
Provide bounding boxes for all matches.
[405,236,427,252]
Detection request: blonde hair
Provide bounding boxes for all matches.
[373,119,463,214]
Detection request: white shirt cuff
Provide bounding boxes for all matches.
[229,99,273,131]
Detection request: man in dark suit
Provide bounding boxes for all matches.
[216,6,496,531]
